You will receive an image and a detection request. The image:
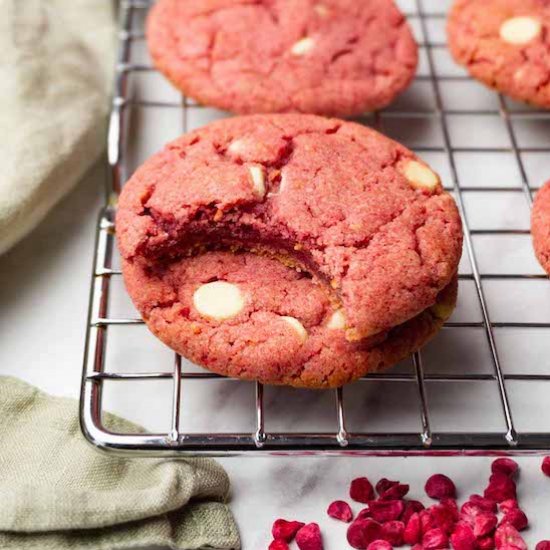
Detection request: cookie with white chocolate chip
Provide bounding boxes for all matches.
[117,114,463,342]
[146,0,418,117]
[122,250,457,388]
[532,180,550,274]
[448,0,550,109]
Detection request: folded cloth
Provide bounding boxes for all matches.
[0,377,240,550]
[0,0,114,255]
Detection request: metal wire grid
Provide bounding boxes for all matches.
[80,0,550,456]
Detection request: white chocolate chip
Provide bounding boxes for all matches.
[248,165,266,198]
[281,316,308,341]
[500,16,541,45]
[193,281,244,320]
[228,138,246,155]
[327,309,346,330]
[314,3,329,17]
[401,160,440,191]
[291,37,315,56]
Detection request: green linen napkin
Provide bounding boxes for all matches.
[0,376,241,550]
[0,0,114,255]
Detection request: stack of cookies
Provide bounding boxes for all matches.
[116,1,464,388]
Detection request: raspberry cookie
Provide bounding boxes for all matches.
[532,180,550,273]
[146,0,418,117]
[123,250,457,388]
[448,0,550,108]
[117,114,463,341]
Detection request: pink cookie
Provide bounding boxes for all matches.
[146,0,418,117]
[448,0,550,109]
[532,180,550,273]
[117,114,463,341]
[123,250,457,388]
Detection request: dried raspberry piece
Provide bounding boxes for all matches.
[404,513,422,545]
[491,458,519,478]
[494,524,527,550]
[269,540,290,550]
[376,478,398,495]
[426,474,457,500]
[499,509,528,531]
[351,477,375,503]
[478,536,495,550]
[381,521,405,546]
[423,527,449,549]
[541,456,550,477]
[296,523,323,550]
[450,523,477,550]
[272,519,305,542]
[469,494,497,513]
[380,483,410,501]
[473,512,497,538]
[412,545,424,550]
[420,509,438,534]
[498,500,518,514]
[536,542,550,550]
[401,500,426,524]
[459,502,482,528]
[327,500,353,523]
[367,540,393,550]
[369,500,405,523]
[357,508,372,521]
[430,503,459,535]
[484,473,517,503]
[347,519,383,550]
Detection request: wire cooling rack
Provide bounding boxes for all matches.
[80,0,550,456]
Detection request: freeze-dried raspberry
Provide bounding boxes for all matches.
[272,519,305,542]
[327,500,353,523]
[536,542,550,550]
[269,540,290,550]
[478,536,495,550]
[494,524,527,550]
[381,521,405,546]
[491,458,519,478]
[347,519,383,550]
[423,527,449,549]
[420,509,438,534]
[498,500,518,514]
[469,495,497,513]
[541,457,550,477]
[431,503,459,535]
[473,512,497,538]
[404,513,422,545]
[351,477,375,503]
[499,509,528,531]
[484,473,517,503]
[412,545,424,550]
[401,500,426,524]
[369,500,405,523]
[296,523,323,550]
[357,508,372,521]
[376,478,398,495]
[426,474,457,500]
[460,502,482,528]
[367,540,393,550]
[450,523,477,550]
[380,483,410,501]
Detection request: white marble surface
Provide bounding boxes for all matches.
[3,0,550,548]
